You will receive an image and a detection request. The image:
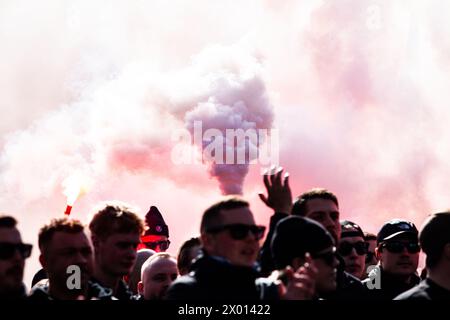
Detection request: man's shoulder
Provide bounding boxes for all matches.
[88,281,115,300]
[165,274,202,300]
[27,282,51,301]
[394,281,430,300]
[173,273,198,284]
[255,277,280,300]
[341,271,365,289]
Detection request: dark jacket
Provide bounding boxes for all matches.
[90,278,138,300]
[0,283,27,300]
[322,265,368,300]
[166,252,279,301]
[28,280,114,300]
[258,211,289,276]
[394,278,450,300]
[362,266,421,300]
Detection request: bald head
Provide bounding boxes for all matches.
[138,253,178,300]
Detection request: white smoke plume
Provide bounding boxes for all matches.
[161,46,274,194]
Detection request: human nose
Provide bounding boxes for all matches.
[349,247,359,257]
[323,215,336,230]
[11,248,24,262]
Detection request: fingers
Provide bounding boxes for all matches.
[283,270,316,300]
[258,193,269,206]
[283,172,290,189]
[300,252,318,278]
[268,166,283,187]
[269,166,277,185]
[304,252,313,265]
[263,172,271,191]
[283,266,294,281]
[274,167,282,185]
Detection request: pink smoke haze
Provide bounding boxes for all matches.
[1,1,448,285]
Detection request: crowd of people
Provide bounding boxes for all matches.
[1,169,449,300]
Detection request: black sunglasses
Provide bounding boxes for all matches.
[381,241,420,254]
[338,241,368,256]
[207,224,266,241]
[143,240,171,251]
[0,242,32,260]
[312,247,337,267]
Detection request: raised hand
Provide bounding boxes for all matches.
[279,253,317,300]
[258,167,293,214]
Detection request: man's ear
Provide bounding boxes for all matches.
[137,281,144,295]
[443,243,450,261]
[375,246,382,260]
[39,253,47,269]
[91,235,100,251]
[200,233,214,252]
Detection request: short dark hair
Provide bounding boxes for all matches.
[292,188,339,216]
[89,201,144,240]
[200,198,249,233]
[177,237,201,274]
[420,211,450,269]
[38,218,85,252]
[0,215,17,228]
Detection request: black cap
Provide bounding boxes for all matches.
[419,212,450,263]
[31,268,48,287]
[143,206,169,237]
[271,216,334,269]
[377,219,418,245]
[340,220,364,239]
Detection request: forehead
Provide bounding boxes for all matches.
[220,207,255,225]
[305,199,338,214]
[106,232,141,242]
[146,258,177,274]
[50,231,90,249]
[385,237,416,245]
[0,227,22,243]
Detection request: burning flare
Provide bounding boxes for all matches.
[62,172,92,216]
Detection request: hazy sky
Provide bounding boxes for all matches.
[1,0,449,286]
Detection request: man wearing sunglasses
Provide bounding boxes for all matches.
[166,198,315,300]
[395,212,450,300]
[339,221,368,280]
[363,219,421,300]
[0,215,32,299]
[138,206,171,253]
[271,216,338,299]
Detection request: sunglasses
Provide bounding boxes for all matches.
[207,224,266,241]
[338,241,368,256]
[380,241,420,254]
[312,247,337,267]
[0,242,33,260]
[143,240,171,251]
